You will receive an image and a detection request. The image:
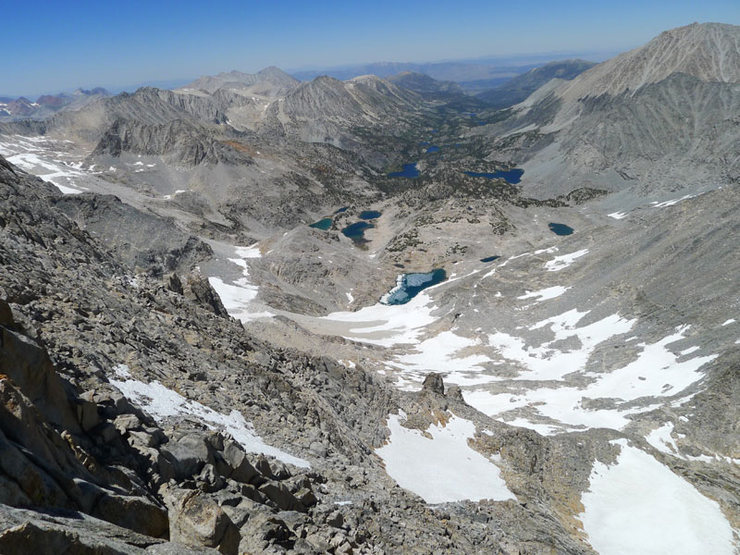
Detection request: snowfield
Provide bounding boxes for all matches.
[0,135,87,194]
[466,323,718,434]
[517,285,570,302]
[376,413,515,504]
[319,292,439,347]
[580,439,734,555]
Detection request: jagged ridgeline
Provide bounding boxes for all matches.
[0,21,738,554]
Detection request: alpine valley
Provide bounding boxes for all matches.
[0,22,738,554]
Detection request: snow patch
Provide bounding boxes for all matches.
[517,286,569,302]
[393,330,491,384]
[208,244,273,323]
[651,194,695,208]
[544,249,589,272]
[645,422,679,454]
[110,364,309,467]
[376,414,515,504]
[467,323,716,434]
[608,211,627,219]
[320,292,438,347]
[489,310,636,381]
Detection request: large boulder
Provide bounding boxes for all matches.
[161,432,214,480]
[163,487,241,555]
[216,439,259,484]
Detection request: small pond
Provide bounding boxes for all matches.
[359,210,382,220]
[464,168,524,184]
[480,256,500,263]
[388,163,420,178]
[309,217,332,230]
[342,221,374,244]
[548,223,574,236]
[334,206,349,214]
[426,146,440,153]
[381,269,447,305]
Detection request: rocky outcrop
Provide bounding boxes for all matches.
[53,193,213,275]
[91,118,252,166]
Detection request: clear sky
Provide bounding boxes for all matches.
[2,0,738,97]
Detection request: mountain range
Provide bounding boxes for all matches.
[0,21,737,554]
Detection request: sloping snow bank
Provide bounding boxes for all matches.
[110,364,309,468]
[544,249,589,272]
[580,439,734,555]
[207,244,273,322]
[376,413,515,504]
[320,292,438,347]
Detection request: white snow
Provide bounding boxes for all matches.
[645,422,680,454]
[466,322,717,434]
[544,249,589,272]
[110,364,309,467]
[651,194,695,208]
[579,439,734,555]
[319,292,438,347]
[393,330,491,384]
[208,244,273,323]
[376,413,515,504]
[0,138,87,194]
[517,286,569,302]
[582,326,718,401]
[721,318,735,326]
[608,211,627,219]
[489,310,636,381]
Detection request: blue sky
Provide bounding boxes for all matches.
[2,0,738,96]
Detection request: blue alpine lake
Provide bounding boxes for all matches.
[426,146,440,153]
[381,269,447,305]
[342,221,374,244]
[359,210,382,220]
[388,163,420,178]
[480,256,500,263]
[334,206,349,214]
[309,217,332,230]
[548,223,574,236]
[464,168,524,184]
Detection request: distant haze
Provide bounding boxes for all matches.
[1,0,738,96]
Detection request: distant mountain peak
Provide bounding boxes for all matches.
[553,22,740,103]
[182,66,299,95]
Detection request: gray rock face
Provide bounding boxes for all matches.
[91,118,252,166]
[53,193,213,275]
